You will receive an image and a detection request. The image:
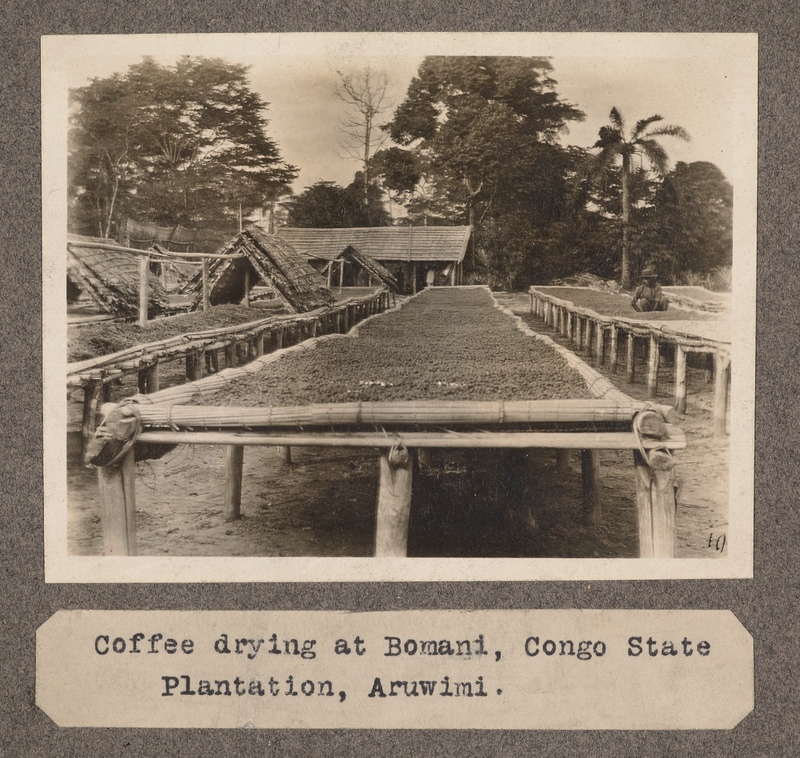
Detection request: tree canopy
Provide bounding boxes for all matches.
[69,56,297,238]
[284,175,390,228]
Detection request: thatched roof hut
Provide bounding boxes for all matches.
[327,245,399,292]
[67,234,170,319]
[183,228,336,313]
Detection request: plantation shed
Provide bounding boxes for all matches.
[182,228,336,313]
[317,244,399,292]
[276,226,471,294]
[67,234,170,320]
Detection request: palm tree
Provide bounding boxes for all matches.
[590,108,689,289]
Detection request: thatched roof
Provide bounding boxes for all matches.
[67,234,170,319]
[183,228,336,313]
[276,226,472,263]
[335,245,399,292]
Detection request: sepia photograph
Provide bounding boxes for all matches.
[42,32,756,582]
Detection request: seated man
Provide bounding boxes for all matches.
[631,268,669,312]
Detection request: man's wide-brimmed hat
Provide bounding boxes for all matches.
[640,267,657,278]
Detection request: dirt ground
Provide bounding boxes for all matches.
[66,292,729,560]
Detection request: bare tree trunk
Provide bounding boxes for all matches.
[621,151,631,290]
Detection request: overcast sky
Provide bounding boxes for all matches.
[59,34,751,196]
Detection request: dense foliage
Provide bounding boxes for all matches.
[69,57,297,238]
[284,175,390,228]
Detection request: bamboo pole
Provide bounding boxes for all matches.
[609,327,618,374]
[713,352,731,436]
[626,333,636,383]
[633,450,677,558]
[581,449,601,524]
[556,448,571,476]
[224,445,244,522]
[375,445,415,557]
[647,334,660,399]
[202,258,210,312]
[138,254,149,328]
[97,449,137,556]
[674,345,687,414]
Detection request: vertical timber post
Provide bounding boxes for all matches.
[674,345,687,414]
[626,333,636,383]
[97,449,138,556]
[713,351,731,437]
[633,449,677,558]
[278,446,292,465]
[224,445,244,522]
[647,334,660,399]
[375,445,415,557]
[609,327,618,374]
[596,324,605,367]
[580,449,601,524]
[138,254,149,328]
[566,311,573,344]
[202,258,210,312]
[575,317,583,351]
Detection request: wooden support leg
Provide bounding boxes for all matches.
[278,446,292,466]
[575,317,583,350]
[581,449,601,524]
[81,380,101,445]
[137,368,148,394]
[705,352,714,384]
[224,445,244,522]
[225,342,238,368]
[674,345,687,414]
[375,445,415,557]
[97,449,137,556]
[713,352,731,437]
[584,320,593,358]
[626,333,636,383]
[609,327,618,374]
[556,448,572,476]
[186,352,204,382]
[255,333,265,357]
[566,312,573,343]
[146,362,160,394]
[596,325,605,367]
[633,450,677,558]
[647,334,660,399]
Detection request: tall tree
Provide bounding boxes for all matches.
[587,108,689,289]
[335,68,392,216]
[385,57,584,279]
[284,175,390,228]
[69,56,297,237]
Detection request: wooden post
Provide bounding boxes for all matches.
[97,449,137,556]
[243,267,250,307]
[633,450,677,558]
[278,446,292,465]
[339,259,345,293]
[375,445,415,557]
[255,332,265,357]
[412,263,417,295]
[626,333,636,383]
[137,368,148,395]
[146,362,160,394]
[225,341,238,369]
[705,352,714,384]
[674,345,687,414]
[556,448,571,476]
[204,350,217,375]
[566,311,573,344]
[81,380,101,449]
[327,261,333,288]
[186,351,204,381]
[595,324,605,367]
[224,445,244,522]
[580,449,601,524]
[584,320,593,358]
[713,352,731,437]
[647,334,660,399]
[138,254,149,328]
[202,258,210,312]
[575,317,583,350]
[609,327,618,374]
